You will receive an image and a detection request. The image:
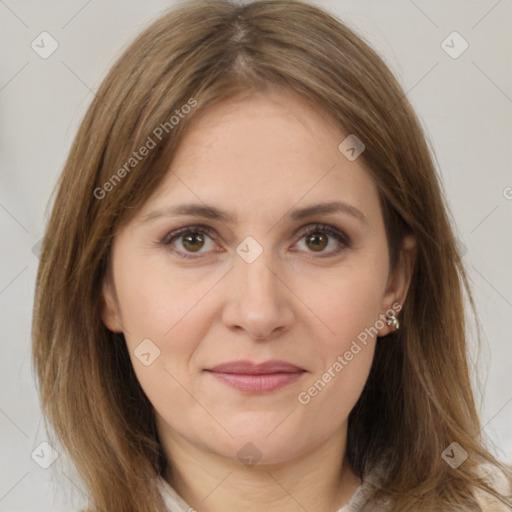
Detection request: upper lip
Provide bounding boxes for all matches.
[207,360,305,374]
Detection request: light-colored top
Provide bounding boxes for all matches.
[156,461,511,511]
[156,462,391,512]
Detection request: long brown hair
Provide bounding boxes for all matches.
[32,1,512,510]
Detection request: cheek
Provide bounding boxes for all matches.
[303,258,388,354]
[112,256,202,413]
[111,251,219,402]
[113,250,209,345]
[295,279,383,433]
[293,252,387,410]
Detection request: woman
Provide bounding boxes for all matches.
[32,0,512,510]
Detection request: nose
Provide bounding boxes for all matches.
[221,247,295,341]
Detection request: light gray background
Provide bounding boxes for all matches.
[1,1,511,510]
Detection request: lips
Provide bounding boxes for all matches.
[205,360,306,393]
[207,360,305,374]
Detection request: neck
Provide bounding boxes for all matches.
[162,424,362,512]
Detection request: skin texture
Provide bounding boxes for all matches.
[101,90,416,512]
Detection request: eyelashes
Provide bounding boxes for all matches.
[160,223,352,260]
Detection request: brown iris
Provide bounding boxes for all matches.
[182,232,205,252]
[305,232,328,252]
[181,230,330,253]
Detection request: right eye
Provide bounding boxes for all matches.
[160,225,219,259]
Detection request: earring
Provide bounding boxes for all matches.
[385,311,400,331]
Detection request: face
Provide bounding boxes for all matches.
[102,89,414,466]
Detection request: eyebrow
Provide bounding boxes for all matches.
[140,200,369,227]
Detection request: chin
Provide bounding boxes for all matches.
[215,429,309,466]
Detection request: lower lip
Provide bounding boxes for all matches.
[207,371,305,392]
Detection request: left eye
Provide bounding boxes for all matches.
[160,223,351,259]
[293,224,351,256]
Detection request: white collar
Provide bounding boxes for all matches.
[155,467,384,512]
[156,476,195,512]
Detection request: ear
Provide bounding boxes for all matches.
[100,275,124,333]
[377,234,417,337]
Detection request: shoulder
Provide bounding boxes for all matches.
[360,459,512,511]
[474,490,511,511]
[473,463,512,511]
[157,475,193,511]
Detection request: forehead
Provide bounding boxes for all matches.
[138,90,380,227]
[175,90,343,166]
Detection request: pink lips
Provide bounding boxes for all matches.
[205,360,306,393]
